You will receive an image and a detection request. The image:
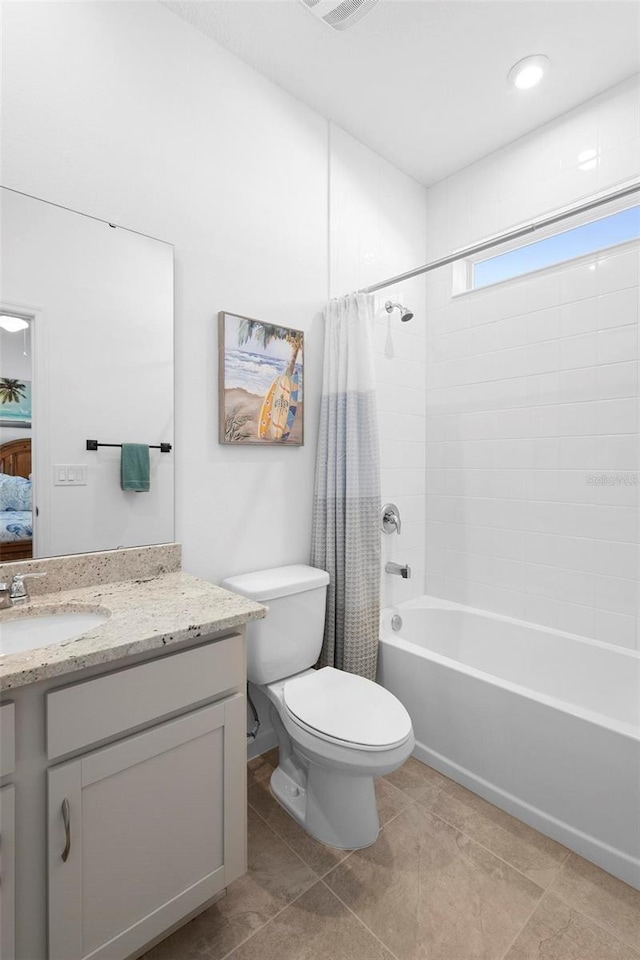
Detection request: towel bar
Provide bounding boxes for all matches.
[86,440,172,452]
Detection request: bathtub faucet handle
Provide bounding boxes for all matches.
[382,503,402,535]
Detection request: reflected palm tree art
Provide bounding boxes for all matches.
[0,378,31,427]
[0,379,27,405]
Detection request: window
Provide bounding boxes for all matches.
[471,203,640,290]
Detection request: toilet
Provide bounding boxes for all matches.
[222,564,414,850]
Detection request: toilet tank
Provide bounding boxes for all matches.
[221,565,330,685]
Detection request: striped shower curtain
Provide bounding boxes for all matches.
[311,292,381,681]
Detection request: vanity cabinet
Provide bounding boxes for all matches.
[0,702,16,960]
[48,694,245,960]
[0,556,261,960]
[0,785,16,960]
[32,632,249,960]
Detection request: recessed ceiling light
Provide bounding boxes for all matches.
[0,314,29,333]
[508,55,550,90]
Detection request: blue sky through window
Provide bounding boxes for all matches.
[473,204,640,289]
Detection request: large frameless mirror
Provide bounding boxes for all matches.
[0,188,174,562]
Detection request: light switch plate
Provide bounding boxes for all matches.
[53,465,88,486]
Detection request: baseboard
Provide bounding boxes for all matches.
[413,740,640,891]
[247,727,277,760]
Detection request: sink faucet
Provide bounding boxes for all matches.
[385,562,411,579]
[6,572,47,606]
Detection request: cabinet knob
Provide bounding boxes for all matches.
[61,798,71,862]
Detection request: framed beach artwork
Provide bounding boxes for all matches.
[218,312,304,445]
[0,378,32,428]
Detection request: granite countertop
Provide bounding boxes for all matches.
[0,572,266,691]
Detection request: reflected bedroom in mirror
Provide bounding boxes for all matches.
[0,315,33,561]
[0,187,175,563]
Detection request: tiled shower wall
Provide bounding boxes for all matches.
[425,77,640,649]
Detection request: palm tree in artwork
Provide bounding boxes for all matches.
[236,319,302,441]
[0,379,27,405]
[237,319,302,373]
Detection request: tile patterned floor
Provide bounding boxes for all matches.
[143,751,640,960]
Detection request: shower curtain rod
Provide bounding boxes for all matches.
[359,180,640,295]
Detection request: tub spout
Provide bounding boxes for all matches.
[385,562,411,579]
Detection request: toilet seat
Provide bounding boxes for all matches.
[283,666,412,752]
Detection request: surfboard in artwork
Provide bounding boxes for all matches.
[281,371,300,442]
[258,377,278,440]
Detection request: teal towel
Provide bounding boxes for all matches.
[121,443,150,492]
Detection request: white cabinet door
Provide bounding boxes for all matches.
[0,784,16,960]
[48,694,246,960]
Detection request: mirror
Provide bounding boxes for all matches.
[0,188,174,562]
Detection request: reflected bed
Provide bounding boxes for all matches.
[0,437,32,561]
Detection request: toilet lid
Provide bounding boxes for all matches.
[283,667,412,748]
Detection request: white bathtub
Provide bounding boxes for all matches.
[378,596,640,889]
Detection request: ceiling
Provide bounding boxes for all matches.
[164,1,640,186]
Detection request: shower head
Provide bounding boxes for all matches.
[385,300,414,322]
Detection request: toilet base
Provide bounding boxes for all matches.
[270,764,380,850]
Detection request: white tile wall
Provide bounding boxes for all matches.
[425,77,640,650]
[329,123,428,605]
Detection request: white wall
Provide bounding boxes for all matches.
[2,0,430,585]
[2,0,329,583]
[425,77,640,650]
[426,76,640,262]
[329,125,428,606]
[2,1,429,751]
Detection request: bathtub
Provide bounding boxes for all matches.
[378,596,640,889]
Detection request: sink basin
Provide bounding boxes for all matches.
[0,610,109,656]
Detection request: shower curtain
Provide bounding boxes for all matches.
[311,292,381,681]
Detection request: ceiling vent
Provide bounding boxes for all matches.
[298,0,380,31]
